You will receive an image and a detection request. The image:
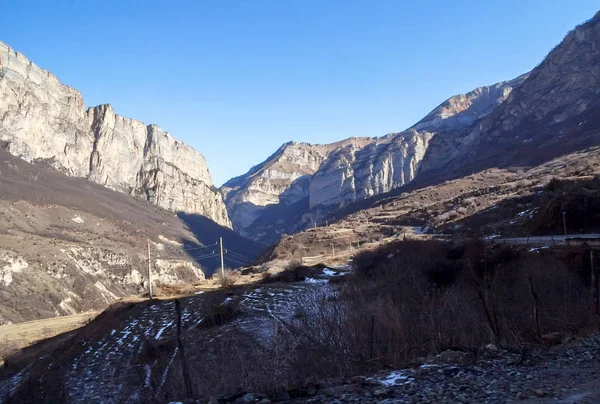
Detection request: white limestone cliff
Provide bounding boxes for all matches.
[221,76,527,242]
[0,41,230,228]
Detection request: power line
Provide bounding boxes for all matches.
[224,252,253,264]
[225,249,255,262]
[223,255,253,267]
[184,243,218,251]
[191,253,220,261]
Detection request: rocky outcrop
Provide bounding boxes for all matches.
[223,76,525,243]
[309,130,433,208]
[221,138,373,233]
[439,11,600,172]
[0,41,230,227]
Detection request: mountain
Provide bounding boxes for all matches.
[433,11,600,174]
[225,12,600,246]
[0,42,267,324]
[263,11,600,260]
[222,75,527,244]
[0,41,230,228]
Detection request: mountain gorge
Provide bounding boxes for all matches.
[222,74,528,244]
[0,41,265,324]
[223,12,600,247]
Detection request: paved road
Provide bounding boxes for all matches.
[491,234,600,246]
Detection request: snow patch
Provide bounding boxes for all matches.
[372,370,413,387]
[0,253,29,286]
[71,216,84,224]
[155,321,174,340]
[305,277,328,284]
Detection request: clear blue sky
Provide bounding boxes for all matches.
[1,1,598,185]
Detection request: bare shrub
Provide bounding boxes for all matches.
[285,240,598,377]
[213,268,239,288]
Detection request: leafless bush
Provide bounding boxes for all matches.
[213,268,239,288]
[287,240,598,376]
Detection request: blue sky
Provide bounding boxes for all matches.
[1,1,598,185]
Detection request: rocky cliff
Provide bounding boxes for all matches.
[437,11,600,173]
[0,41,230,228]
[223,75,526,244]
[221,138,373,234]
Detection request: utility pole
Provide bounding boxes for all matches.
[592,250,598,315]
[562,211,567,237]
[147,241,153,299]
[219,237,225,280]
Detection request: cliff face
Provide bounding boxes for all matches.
[221,142,332,231]
[221,138,373,233]
[223,76,525,243]
[0,41,230,228]
[308,131,433,208]
[440,12,600,172]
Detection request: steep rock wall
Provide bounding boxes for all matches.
[0,41,230,227]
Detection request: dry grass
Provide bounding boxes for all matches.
[212,268,240,288]
[0,312,97,365]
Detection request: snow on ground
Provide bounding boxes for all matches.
[305,277,328,284]
[370,370,414,387]
[322,268,338,276]
[1,280,338,402]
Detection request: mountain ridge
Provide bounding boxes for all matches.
[221,75,527,244]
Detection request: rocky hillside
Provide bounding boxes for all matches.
[0,147,262,325]
[223,76,526,244]
[227,12,600,246]
[431,11,600,174]
[0,41,230,228]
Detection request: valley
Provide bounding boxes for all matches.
[1,6,600,404]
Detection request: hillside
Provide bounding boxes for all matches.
[0,149,261,325]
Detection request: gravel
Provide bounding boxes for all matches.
[281,333,600,403]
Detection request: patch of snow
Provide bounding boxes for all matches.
[155,321,174,340]
[322,268,336,276]
[194,291,205,295]
[158,235,183,247]
[0,253,28,286]
[159,346,179,388]
[420,363,441,369]
[485,235,500,240]
[387,253,395,259]
[305,277,328,284]
[529,246,549,253]
[412,226,424,234]
[94,281,118,302]
[59,297,77,315]
[71,216,84,224]
[144,364,152,387]
[372,370,413,387]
